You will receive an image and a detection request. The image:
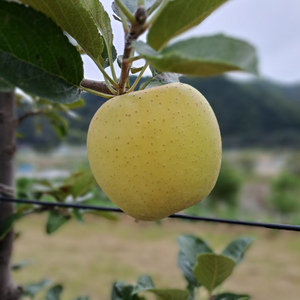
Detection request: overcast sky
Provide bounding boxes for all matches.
[82,0,300,84]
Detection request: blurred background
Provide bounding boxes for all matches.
[13,0,300,299]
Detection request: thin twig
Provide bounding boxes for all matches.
[118,7,148,95]
[17,110,46,124]
[80,79,116,95]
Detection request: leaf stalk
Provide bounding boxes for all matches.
[139,76,154,90]
[125,56,142,63]
[127,63,149,93]
[94,59,119,89]
[80,86,115,99]
[104,77,117,95]
[107,46,118,83]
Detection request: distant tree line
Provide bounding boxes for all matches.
[17,75,300,150]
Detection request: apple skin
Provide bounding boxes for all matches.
[87,83,222,221]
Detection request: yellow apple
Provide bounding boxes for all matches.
[87,83,221,221]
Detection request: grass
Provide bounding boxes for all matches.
[12,213,300,300]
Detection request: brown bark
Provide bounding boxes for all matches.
[80,79,117,95]
[118,6,148,95]
[0,91,21,300]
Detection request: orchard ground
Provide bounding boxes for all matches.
[13,146,300,299]
[13,214,300,300]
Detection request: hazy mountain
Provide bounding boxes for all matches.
[17,75,300,149]
[180,76,300,147]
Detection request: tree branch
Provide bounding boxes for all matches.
[118,7,148,95]
[17,110,45,125]
[80,79,117,95]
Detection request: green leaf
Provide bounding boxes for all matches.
[46,285,63,300]
[81,0,113,49]
[22,279,52,298]
[132,274,155,294]
[214,293,250,300]
[84,210,118,221]
[133,35,258,76]
[19,0,104,65]
[222,237,254,265]
[45,112,68,138]
[81,0,117,67]
[146,0,164,16]
[147,0,228,51]
[147,289,189,300]
[178,235,213,266]
[193,254,235,293]
[0,212,30,241]
[46,211,69,234]
[131,66,144,74]
[73,297,89,300]
[71,209,84,223]
[0,1,83,103]
[186,282,195,300]
[11,260,33,271]
[65,98,85,110]
[178,251,200,288]
[102,43,118,69]
[112,0,157,17]
[40,195,58,203]
[63,170,97,198]
[117,55,123,69]
[112,0,136,17]
[113,14,122,22]
[111,282,134,300]
[145,72,179,89]
[150,66,162,77]
[16,204,35,214]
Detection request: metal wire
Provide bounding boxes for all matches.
[1,196,300,232]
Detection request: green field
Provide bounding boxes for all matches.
[13,214,300,300]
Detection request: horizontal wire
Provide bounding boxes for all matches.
[1,196,300,232]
